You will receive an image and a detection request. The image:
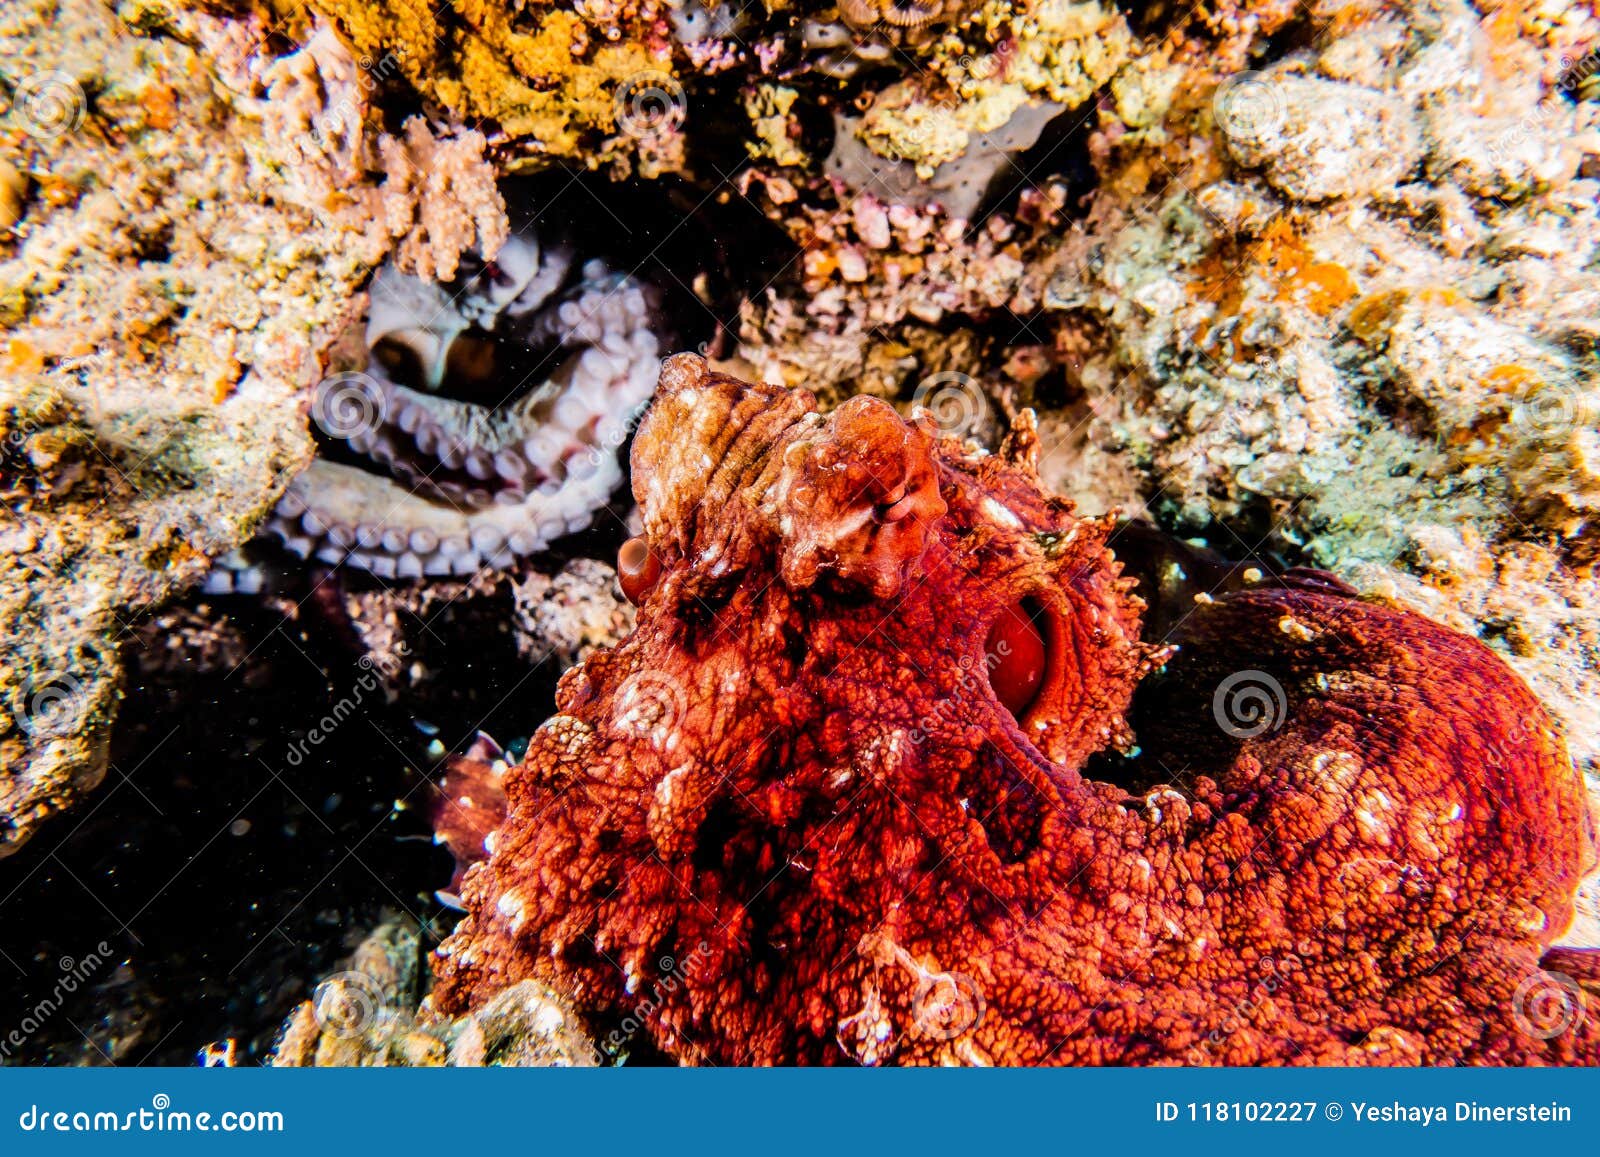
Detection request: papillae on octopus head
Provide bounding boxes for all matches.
[432,354,1599,1067]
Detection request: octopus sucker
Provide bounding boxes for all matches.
[430,356,1596,1065]
[237,226,662,583]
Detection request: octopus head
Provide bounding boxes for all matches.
[619,353,1154,772]
[434,356,1599,1067]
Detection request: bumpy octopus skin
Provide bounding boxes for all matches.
[432,354,1599,1065]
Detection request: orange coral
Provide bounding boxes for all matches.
[432,357,1598,1065]
[1194,219,1357,320]
[302,0,677,171]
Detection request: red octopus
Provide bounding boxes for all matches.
[432,354,1599,1065]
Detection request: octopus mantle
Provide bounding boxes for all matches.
[433,355,1599,1065]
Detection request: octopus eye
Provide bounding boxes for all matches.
[876,484,916,523]
[984,598,1047,719]
[618,535,663,605]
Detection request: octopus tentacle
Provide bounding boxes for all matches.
[255,231,663,579]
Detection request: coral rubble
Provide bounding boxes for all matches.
[268,918,598,1066]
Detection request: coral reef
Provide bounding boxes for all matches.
[432,357,1597,1065]
[1062,0,1600,548]
[207,17,508,279]
[0,0,495,855]
[511,557,636,668]
[827,100,1067,220]
[298,0,685,176]
[1048,0,1600,928]
[6,0,1600,1069]
[824,0,1130,215]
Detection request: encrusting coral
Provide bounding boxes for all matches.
[0,0,499,855]
[824,0,1131,215]
[432,356,1599,1065]
[296,0,686,176]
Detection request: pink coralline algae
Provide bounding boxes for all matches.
[432,355,1599,1066]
